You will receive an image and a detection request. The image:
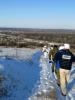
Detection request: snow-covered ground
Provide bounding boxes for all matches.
[0,47,39,60]
[0,48,41,100]
[29,51,75,100]
[0,48,75,100]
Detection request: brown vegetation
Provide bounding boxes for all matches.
[0,28,75,49]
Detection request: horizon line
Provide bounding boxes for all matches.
[0,27,75,30]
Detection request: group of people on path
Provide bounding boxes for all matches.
[42,43,75,96]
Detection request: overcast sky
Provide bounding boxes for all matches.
[0,0,75,29]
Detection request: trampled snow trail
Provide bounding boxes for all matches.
[29,53,64,100]
[29,54,57,100]
[29,51,75,100]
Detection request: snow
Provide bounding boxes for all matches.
[29,51,75,100]
[0,48,41,100]
[0,47,39,60]
[0,47,75,100]
[66,66,75,100]
[29,55,56,100]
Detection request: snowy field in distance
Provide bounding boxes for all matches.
[0,47,40,60]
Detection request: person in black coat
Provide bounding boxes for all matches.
[53,46,65,86]
[54,43,75,96]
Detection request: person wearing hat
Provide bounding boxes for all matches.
[42,45,49,59]
[54,43,75,96]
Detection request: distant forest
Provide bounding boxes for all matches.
[0,28,75,48]
[22,33,75,43]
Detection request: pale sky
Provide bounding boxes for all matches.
[0,0,75,29]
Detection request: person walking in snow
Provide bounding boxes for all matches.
[49,45,58,72]
[54,46,64,86]
[42,45,49,59]
[54,43,75,96]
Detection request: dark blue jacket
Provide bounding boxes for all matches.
[55,61,60,69]
[54,49,75,70]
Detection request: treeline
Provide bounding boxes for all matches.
[19,33,75,45]
[0,32,75,48]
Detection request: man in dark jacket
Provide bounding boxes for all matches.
[54,43,75,96]
[54,46,64,86]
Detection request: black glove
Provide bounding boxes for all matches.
[49,60,54,63]
[52,68,54,72]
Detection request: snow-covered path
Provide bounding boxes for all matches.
[29,51,75,100]
[29,54,57,100]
